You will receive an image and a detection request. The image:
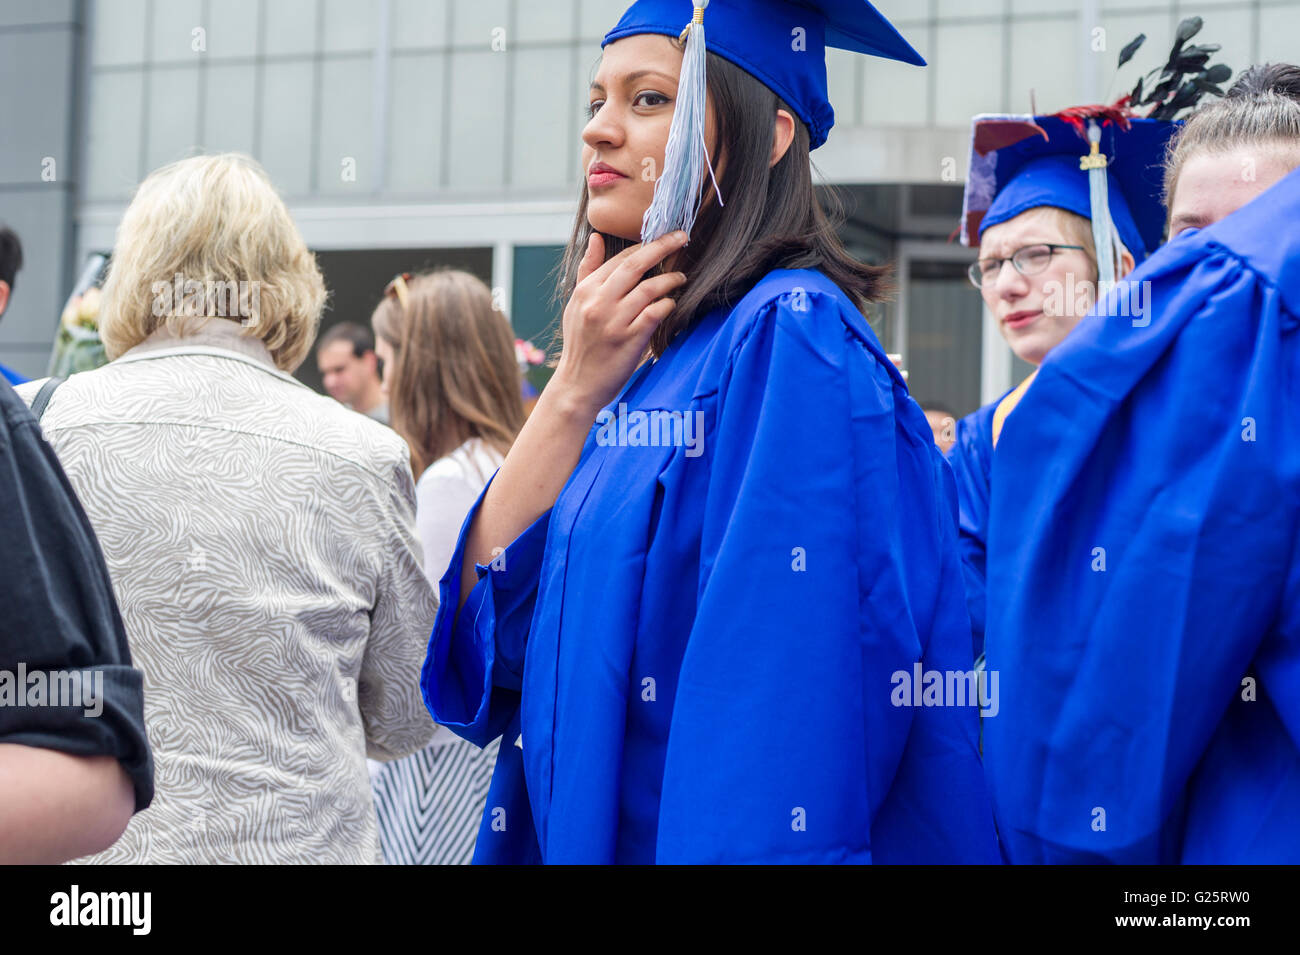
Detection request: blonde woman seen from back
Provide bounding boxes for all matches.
[17,153,438,863]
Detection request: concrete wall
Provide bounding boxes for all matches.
[5,0,1295,387]
[0,0,84,379]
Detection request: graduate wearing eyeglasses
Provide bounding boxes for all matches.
[420,0,998,864]
[945,111,1176,661]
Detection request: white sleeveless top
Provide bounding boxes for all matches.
[413,438,505,590]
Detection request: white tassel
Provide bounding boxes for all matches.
[640,0,724,243]
[1082,121,1121,289]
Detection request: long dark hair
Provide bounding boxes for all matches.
[557,45,891,358]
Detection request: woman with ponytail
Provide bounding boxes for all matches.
[368,270,525,864]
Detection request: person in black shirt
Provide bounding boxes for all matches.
[0,379,153,863]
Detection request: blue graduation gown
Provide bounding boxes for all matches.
[424,268,1000,864]
[984,166,1300,864]
[945,398,1005,661]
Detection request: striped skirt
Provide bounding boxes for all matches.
[371,735,501,865]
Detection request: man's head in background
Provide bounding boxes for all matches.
[316,322,385,414]
[922,403,957,455]
[0,226,22,319]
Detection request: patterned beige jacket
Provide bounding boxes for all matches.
[18,319,437,863]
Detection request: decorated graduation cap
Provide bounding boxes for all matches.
[961,113,1176,281]
[603,0,925,241]
[960,16,1233,286]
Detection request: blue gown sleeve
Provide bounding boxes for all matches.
[654,285,999,864]
[984,205,1300,863]
[420,473,551,749]
[945,407,994,661]
[421,474,551,864]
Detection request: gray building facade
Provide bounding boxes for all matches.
[2,0,1293,413]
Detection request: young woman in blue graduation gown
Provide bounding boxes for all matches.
[945,108,1183,661]
[421,2,999,864]
[947,201,1135,660]
[983,64,1300,863]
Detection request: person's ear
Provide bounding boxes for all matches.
[769,109,795,168]
[1118,248,1136,279]
[0,281,9,317]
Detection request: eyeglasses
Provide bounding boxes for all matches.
[384,272,412,312]
[968,244,1085,289]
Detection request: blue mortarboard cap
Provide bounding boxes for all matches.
[603,0,925,151]
[961,114,1178,264]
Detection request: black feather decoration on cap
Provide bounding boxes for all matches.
[1123,16,1232,120]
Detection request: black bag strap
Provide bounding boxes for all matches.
[30,376,66,422]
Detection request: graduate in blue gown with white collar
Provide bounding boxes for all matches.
[983,70,1300,862]
[945,110,1179,660]
[421,0,1000,864]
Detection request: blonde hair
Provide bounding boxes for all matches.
[1164,63,1300,214]
[371,270,525,477]
[99,153,326,371]
[980,205,1103,282]
[1038,206,1100,280]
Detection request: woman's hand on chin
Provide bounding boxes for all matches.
[550,230,689,420]
[457,229,689,608]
